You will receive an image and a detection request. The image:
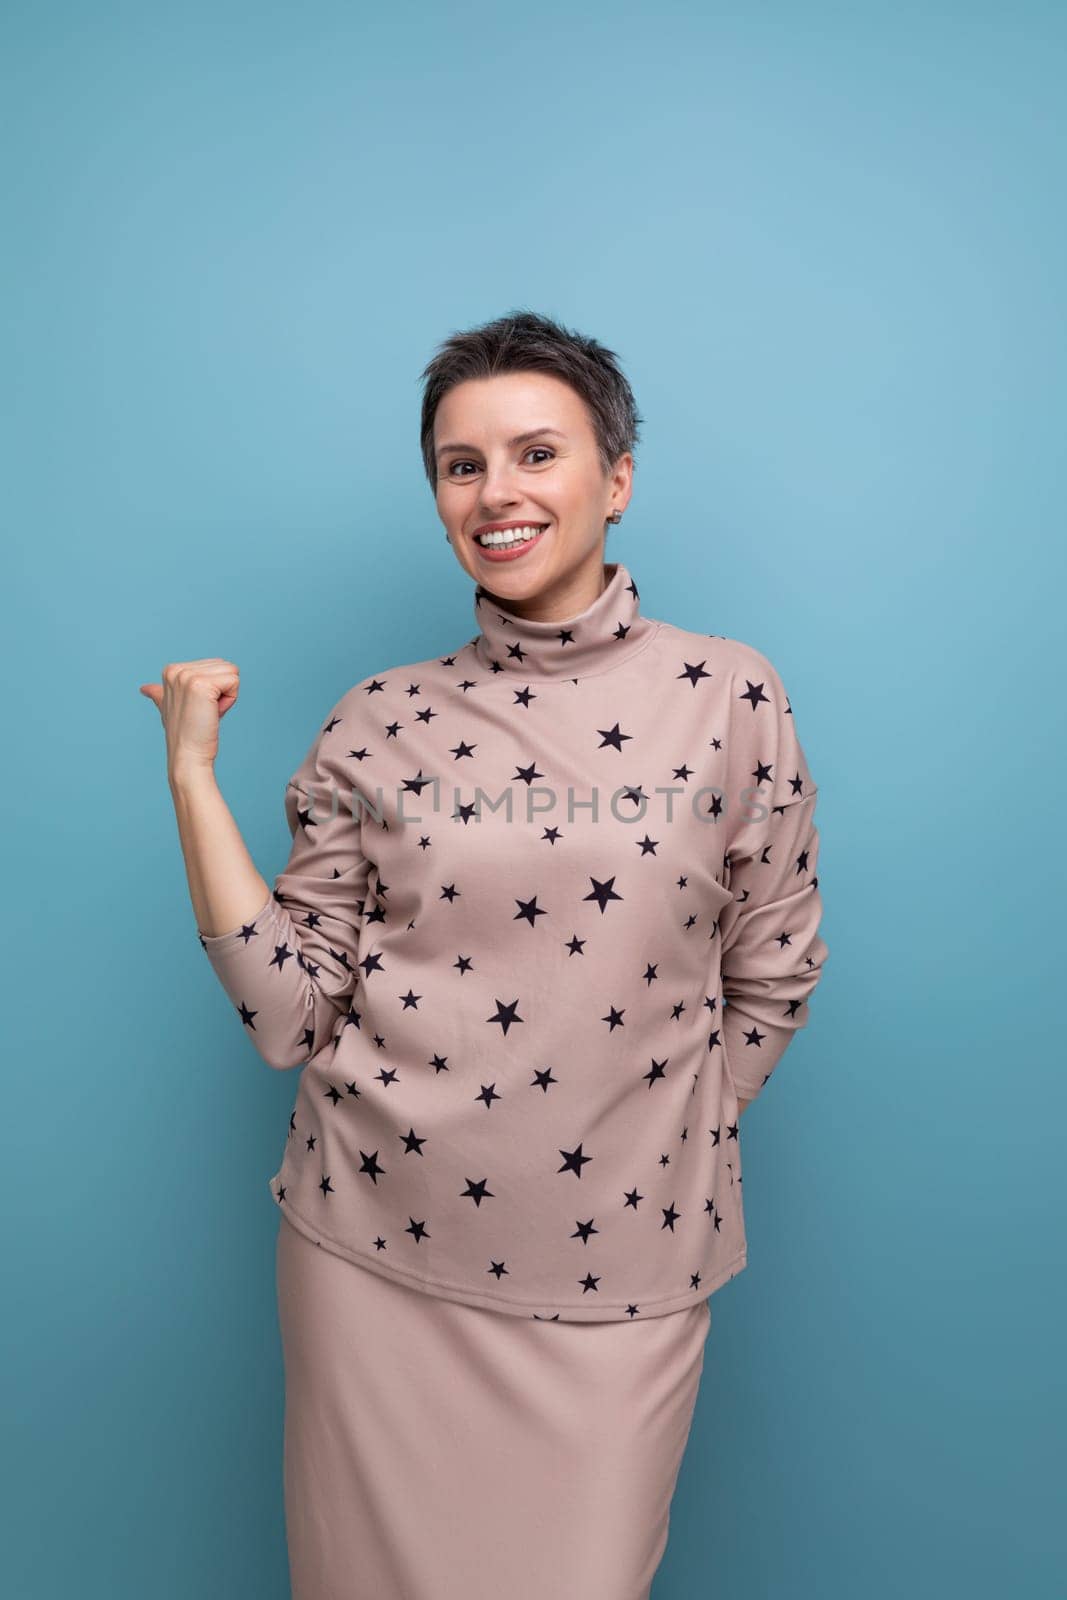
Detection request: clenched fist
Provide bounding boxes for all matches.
[139,659,240,778]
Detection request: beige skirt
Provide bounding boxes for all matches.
[275,1214,711,1600]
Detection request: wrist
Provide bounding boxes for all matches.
[168,760,218,795]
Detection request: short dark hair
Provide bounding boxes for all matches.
[418,308,643,493]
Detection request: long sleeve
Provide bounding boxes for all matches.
[717,655,829,1103]
[197,699,371,1071]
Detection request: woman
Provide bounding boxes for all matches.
[141,310,829,1599]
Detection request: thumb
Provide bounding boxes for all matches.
[139,684,163,712]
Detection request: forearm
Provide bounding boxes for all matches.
[169,765,272,938]
[178,751,369,1070]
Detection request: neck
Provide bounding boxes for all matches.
[477,548,609,627]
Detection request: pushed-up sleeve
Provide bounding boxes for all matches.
[717,653,829,1104]
[197,697,371,1070]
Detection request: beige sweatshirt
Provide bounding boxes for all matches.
[198,560,829,1320]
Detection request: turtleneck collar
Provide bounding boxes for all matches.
[471,560,658,683]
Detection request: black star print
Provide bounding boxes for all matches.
[514,895,548,927]
[584,875,623,913]
[558,1143,593,1178]
[487,998,523,1034]
[597,722,632,752]
[358,1150,386,1183]
[739,679,771,711]
[401,770,436,795]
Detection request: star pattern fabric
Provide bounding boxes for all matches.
[198,561,829,1321]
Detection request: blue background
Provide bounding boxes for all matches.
[4,2,1064,1596]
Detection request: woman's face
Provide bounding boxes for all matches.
[434,371,632,612]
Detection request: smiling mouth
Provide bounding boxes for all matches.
[473,524,549,548]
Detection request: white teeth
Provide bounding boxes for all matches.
[476,525,547,547]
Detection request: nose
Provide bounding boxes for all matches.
[479,460,522,509]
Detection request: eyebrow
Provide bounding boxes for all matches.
[435,427,566,460]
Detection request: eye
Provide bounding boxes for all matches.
[446,447,555,478]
